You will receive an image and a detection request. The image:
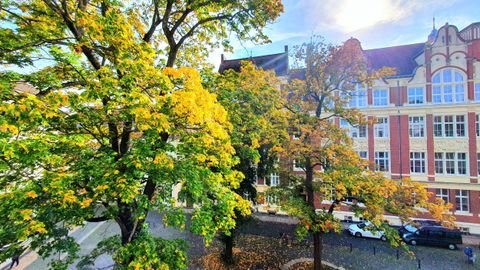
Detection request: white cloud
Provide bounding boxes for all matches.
[301,0,461,33]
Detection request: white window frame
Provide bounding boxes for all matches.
[374,151,390,172]
[434,152,468,176]
[374,117,389,138]
[373,89,389,106]
[475,83,480,102]
[432,69,466,104]
[409,116,425,137]
[410,152,426,174]
[477,153,480,176]
[269,172,280,186]
[436,189,449,204]
[455,190,469,213]
[293,159,303,171]
[407,87,424,104]
[476,114,479,137]
[346,84,367,108]
[433,115,466,138]
[357,151,368,159]
[340,119,367,138]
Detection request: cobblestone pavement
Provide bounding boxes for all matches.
[12,212,480,270]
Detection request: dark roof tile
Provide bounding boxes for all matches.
[363,43,425,77]
[219,52,289,76]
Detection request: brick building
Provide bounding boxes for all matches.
[219,22,480,233]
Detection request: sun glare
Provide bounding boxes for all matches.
[335,0,398,32]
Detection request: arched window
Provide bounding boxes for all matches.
[432,69,466,104]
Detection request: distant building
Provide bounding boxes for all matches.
[220,22,480,233]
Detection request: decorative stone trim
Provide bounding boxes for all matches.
[281,257,345,270]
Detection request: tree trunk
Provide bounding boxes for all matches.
[222,232,235,265]
[313,231,323,270]
[305,161,323,270]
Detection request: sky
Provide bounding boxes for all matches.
[211,0,480,66]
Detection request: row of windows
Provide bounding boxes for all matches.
[339,114,479,139]
[436,189,469,212]
[369,151,478,176]
[342,71,480,108]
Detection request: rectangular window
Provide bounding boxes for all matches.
[374,117,389,138]
[434,116,443,136]
[433,115,466,137]
[435,152,468,175]
[444,116,454,137]
[357,151,368,159]
[477,153,480,176]
[445,152,456,175]
[349,90,367,108]
[436,189,449,204]
[407,87,424,104]
[455,190,469,212]
[432,86,442,103]
[340,119,367,138]
[374,152,389,172]
[455,115,465,137]
[457,153,467,175]
[373,89,388,106]
[293,159,303,171]
[410,152,426,174]
[409,116,425,137]
[435,153,444,174]
[476,114,479,137]
[269,173,280,186]
[475,83,480,102]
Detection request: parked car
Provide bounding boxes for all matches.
[348,221,387,241]
[402,226,462,250]
[398,219,441,237]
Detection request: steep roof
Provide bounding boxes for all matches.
[218,51,289,76]
[363,43,425,77]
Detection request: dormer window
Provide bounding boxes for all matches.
[432,69,465,104]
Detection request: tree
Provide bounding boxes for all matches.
[276,37,453,270]
[0,0,283,269]
[213,61,288,264]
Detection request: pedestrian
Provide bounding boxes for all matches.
[9,253,20,269]
[464,246,475,264]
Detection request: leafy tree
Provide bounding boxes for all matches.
[0,0,283,269]
[213,61,288,264]
[276,37,453,270]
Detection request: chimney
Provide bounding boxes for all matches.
[284,45,288,52]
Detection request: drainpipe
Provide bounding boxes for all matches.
[397,80,403,179]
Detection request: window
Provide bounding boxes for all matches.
[455,190,469,212]
[373,89,388,106]
[374,152,389,172]
[476,114,479,137]
[290,127,301,140]
[433,115,466,137]
[408,87,424,104]
[477,153,480,176]
[374,117,389,138]
[435,153,444,174]
[357,151,368,159]
[410,152,426,174]
[475,83,480,102]
[434,152,468,175]
[266,194,279,205]
[340,119,367,138]
[347,84,367,108]
[293,159,303,171]
[432,69,465,104]
[269,173,280,186]
[409,116,425,137]
[436,189,449,204]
